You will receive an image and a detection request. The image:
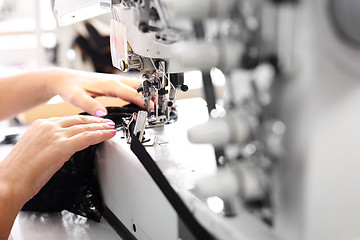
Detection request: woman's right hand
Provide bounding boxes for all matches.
[0,115,116,208]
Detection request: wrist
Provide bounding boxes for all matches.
[0,180,21,211]
[39,67,63,98]
[0,179,23,240]
[0,158,31,209]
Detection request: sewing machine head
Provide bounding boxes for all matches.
[108,1,191,126]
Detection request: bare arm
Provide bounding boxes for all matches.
[0,67,144,121]
[0,69,54,121]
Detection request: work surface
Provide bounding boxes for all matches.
[0,98,275,240]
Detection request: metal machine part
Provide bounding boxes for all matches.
[133,111,147,140]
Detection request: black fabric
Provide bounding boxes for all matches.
[22,144,103,221]
[22,105,141,222]
[73,21,115,74]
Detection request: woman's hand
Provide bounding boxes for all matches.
[0,115,116,205]
[0,115,117,239]
[46,68,145,117]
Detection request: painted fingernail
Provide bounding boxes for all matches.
[96,110,107,117]
[110,130,116,134]
[107,122,115,127]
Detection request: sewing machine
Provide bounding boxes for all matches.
[50,0,360,240]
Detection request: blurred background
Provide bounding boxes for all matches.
[0,0,115,73]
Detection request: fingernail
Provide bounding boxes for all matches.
[107,122,115,127]
[96,110,107,117]
[110,130,116,134]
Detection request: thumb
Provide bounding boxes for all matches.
[70,91,107,117]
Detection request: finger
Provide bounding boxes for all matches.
[65,122,115,137]
[68,129,116,152]
[104,83,146,109]
[69,90,108,117]
[81,76,148,110]
[56,115,113,128]
[118,77,142,89]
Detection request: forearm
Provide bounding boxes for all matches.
[0,180,23,240]
[0,150,44,240]
[0,69,56,121]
